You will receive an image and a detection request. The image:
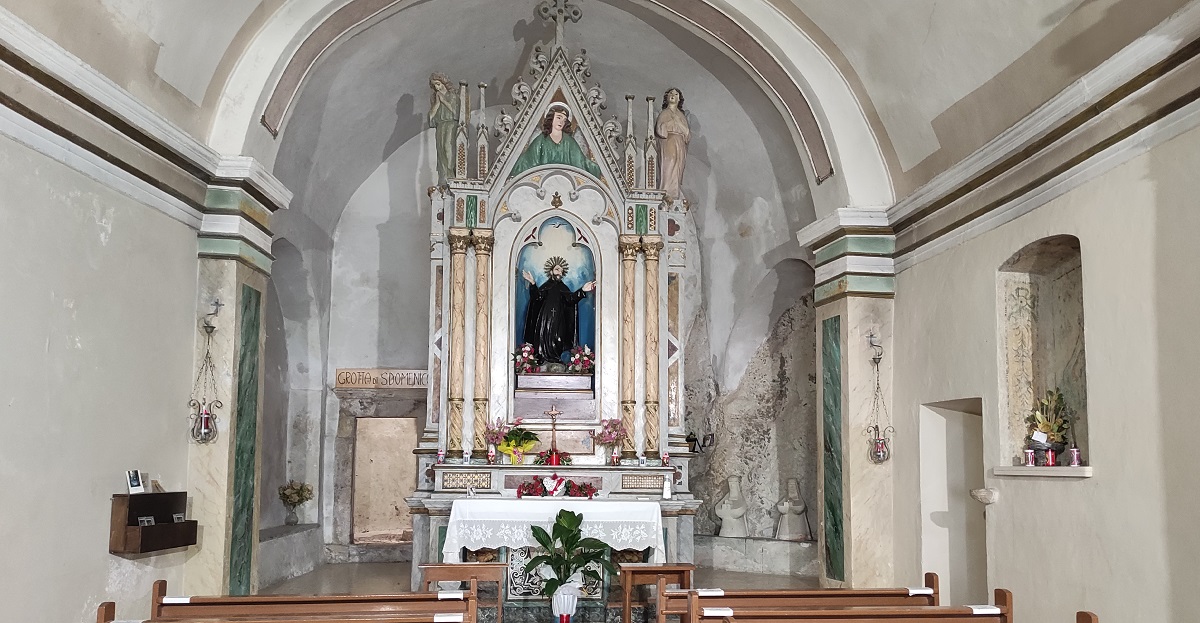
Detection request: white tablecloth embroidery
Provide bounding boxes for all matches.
[442,499,665,563]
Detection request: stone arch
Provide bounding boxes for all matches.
[207,0,893,216]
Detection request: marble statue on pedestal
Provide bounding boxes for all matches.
[655,87,689,203]
[428,73,459,185]
[774,478,811,541]
[715,475,748,537]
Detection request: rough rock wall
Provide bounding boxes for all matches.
[686,297,817,537]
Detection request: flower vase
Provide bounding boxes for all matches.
[551,581,582,620]
[285,506,299,526]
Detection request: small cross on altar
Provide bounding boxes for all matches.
[545,403,563,465]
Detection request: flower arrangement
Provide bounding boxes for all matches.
[498,420,540,463]
[515,474,597,499]
[567,345,595,374]
[483,417,514,447]
[534,449,572,465]
[278,480,314,509]
[1026,388,1073,447]
[590,419,628,450]
[513,343,538,374]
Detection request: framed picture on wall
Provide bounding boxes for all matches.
[126,470,145,494]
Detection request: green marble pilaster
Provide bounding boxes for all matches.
[821,315,845,582]
[229,284,262,595]
[635,204,649,235]
[465,195,478,228]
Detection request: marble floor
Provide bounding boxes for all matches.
[263,563,818,595]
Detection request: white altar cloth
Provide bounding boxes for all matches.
[442,499,665,563]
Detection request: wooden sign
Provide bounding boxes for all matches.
[335,368,429,389]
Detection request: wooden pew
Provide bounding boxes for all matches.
[148,579,478,623]
[657,573,939,623]
[418,563,506,623]
[97,602,116,623]
[616,562,694,623]
[1076,613,1098,623]
[686,588,1011,623]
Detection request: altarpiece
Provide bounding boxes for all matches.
[406,1,701,598]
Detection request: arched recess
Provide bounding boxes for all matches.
[689,258,818,539]
[264,237,326,522]
[997,235,1089,466]
[207,0,893,216]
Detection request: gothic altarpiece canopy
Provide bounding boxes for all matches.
[406,0,702,596]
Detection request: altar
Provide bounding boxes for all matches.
[442,499,665,564]
[406,0,702,596]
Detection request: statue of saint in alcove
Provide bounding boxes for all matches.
[513,216,597,368]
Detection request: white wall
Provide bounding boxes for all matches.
[891,124,1200,621]
[0,133,198,622]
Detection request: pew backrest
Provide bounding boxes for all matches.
[149,579,477,623]
[687,587,1011,623]
[658,572,940,623]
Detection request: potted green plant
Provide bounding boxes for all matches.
[525,510,617,622]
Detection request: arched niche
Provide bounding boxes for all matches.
[997,235,1089,467]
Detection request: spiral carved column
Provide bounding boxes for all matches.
[471,231,493,457]
[642,237,663,455]
[446,229,471,455]
[618,235,641,457]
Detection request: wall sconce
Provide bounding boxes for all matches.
[864,331,894,464]
[189,300,223,444]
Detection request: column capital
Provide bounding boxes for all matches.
[448,228,472,254]
[641,238,664,260]
[619,234,642,260]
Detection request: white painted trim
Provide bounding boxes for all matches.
[895,94,1200,272]
[815,255,895,285]
[0,104,203,229]
[889,0,1200,226]
[0,6,291,210]
[795,206,891,249]
[200,214,274,252]
[214,156,294,208]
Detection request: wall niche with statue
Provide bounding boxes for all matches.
[997,235,1090,473]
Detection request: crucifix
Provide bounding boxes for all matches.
[536,0,582,50]
[545,403,563,465]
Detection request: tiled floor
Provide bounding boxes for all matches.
[263,563,818,595]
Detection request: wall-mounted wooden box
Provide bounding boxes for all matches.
[109,492,197,555]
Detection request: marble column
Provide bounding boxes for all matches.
[642,237,663,455]
[618,235,641,457]
[447,229,471,455]
[471,230,493,457]
[800,217,896,589]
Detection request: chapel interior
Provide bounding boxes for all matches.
[2,1,1198,622]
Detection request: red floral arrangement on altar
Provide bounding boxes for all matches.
[567,345,595,374]
[516,474,597,499]
[533,450,572,465]
[513,343,538,374]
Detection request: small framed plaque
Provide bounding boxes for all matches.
[126,470,145,494]
[172,513,186,524]
[137,516,156,527]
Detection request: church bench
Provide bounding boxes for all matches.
[1076,614,1097,623]
[418,563,506,623]
[148,579,478,623]
[97,601,116,623]
[617,562,695,623]
[685,588,1010,623]
[656,572,939,623]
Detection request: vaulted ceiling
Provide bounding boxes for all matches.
[2,0,1188,202]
